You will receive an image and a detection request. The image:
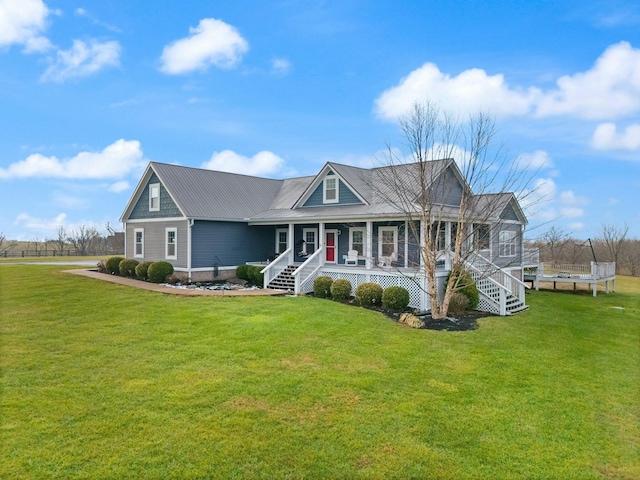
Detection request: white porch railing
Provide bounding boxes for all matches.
[292,247,324,293]
[261,247,293,288]
[466,253,528,301]
[593,262,616,278]
[464,262,510,315]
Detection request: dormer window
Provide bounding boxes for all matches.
[149,183,160,211]
[323,176,338,204]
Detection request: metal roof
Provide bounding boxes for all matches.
[151,162,284,220]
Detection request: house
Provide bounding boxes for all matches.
[120,160,530,315]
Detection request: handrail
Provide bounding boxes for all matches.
[465,261,509,315]
[261,247,292,288]
[470,253,529,293]
[292,247,324,293]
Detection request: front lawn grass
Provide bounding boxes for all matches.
[1,265,639,479]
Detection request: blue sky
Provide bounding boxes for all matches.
[1,0,639,241]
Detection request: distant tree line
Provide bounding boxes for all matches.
[0,224,124,258]
[526,223,640,277]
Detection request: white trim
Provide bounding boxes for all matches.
[404,221,409,268]
[187,219,193,281]
[126,217,186,223]
[302,228,318,254]
[174,266,237,273]
[134,228,144,258]
[325,229,338,264]
[349,227,366,257]
[165,227,177,260]
[378,226,398,262]
[275,228,288,254]
[123,222,128,258]
[499,230,517,257]
[293,163,369,208]
[323,176,339,204]
[149,183,160,211]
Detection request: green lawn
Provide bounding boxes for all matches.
[1,265,639,479]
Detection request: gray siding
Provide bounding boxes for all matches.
[192,221,274,267]
[490,222,522,268]
[125,220,189,269]
[500,202,520,221]
[303,178,363,207]
[424,167,463,206]
[129,173,183,219]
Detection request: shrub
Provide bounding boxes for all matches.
[355,282,383,306]
[447,292,470,313]
[382,286,410,311]
[446,268,479,310]
[314,276,333,298]
[135,261,153,281]
[330,279,352,301]
[247,265,264,287]
[96,259,107,274]
[147,261,174,283]
[119,259,139,278]
[106,256,125,275]
[236,264,251,282]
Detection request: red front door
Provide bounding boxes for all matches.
[326,232,336,262]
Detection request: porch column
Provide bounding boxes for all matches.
[366,221,373,270]
[445,221,451,250]
[419,219,424,268]
[288,223,294,264]
[404,220,409,268]
[319,222,325,251]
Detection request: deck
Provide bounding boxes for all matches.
[533,262,616,297]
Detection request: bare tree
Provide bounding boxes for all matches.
[67,225,99,255]
[622,238,640,277]
[375,102,536,319]
[541,226,567,263]
[601,223,628,272]
[49,225,67,256]
[0,231,17,257]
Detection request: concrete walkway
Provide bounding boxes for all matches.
[64,269,289,297]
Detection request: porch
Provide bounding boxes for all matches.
[261,246,529,316]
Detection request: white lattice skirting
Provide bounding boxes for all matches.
[305,268,430,311]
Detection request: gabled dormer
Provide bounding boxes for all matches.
[294,163,369,208]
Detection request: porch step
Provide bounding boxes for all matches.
[267,265,296,291]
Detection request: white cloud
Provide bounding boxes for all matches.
[514,150,554,170]
[271,57,291,75]
[0,139,145,180]
[375,41,640,122]
[591,122,640,151]
[160,18,248,74]
[0,0,52,53]
[535,42,640,119]
[41,39,121,82]
[14,212,67,233]
[374,63,535,120]
[522,180,589,223]
[108,180,130,193]
[568,222,585,231]
[202,150,285,176]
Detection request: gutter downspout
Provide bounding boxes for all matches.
[123,222,127,258]
[188,218,194,282]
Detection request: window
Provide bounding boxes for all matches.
[134,228,144,258]
[431,222,446,251]
[276,228,288,254]
[149,183,160,211]
[378,226,398,258]
[166,228,177,259]
[302,228,317,254]
[349,228,365,256]
[323,176,338,203]
[499,230,516,257]
[473,224,490,250]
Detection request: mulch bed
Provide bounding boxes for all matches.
[381,309,490,331]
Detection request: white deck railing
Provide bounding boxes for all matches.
[467,253,528,301]
[540,262,615,280]
[261,247,293,288]
[523,248,540,266]
[292,247,324,293]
